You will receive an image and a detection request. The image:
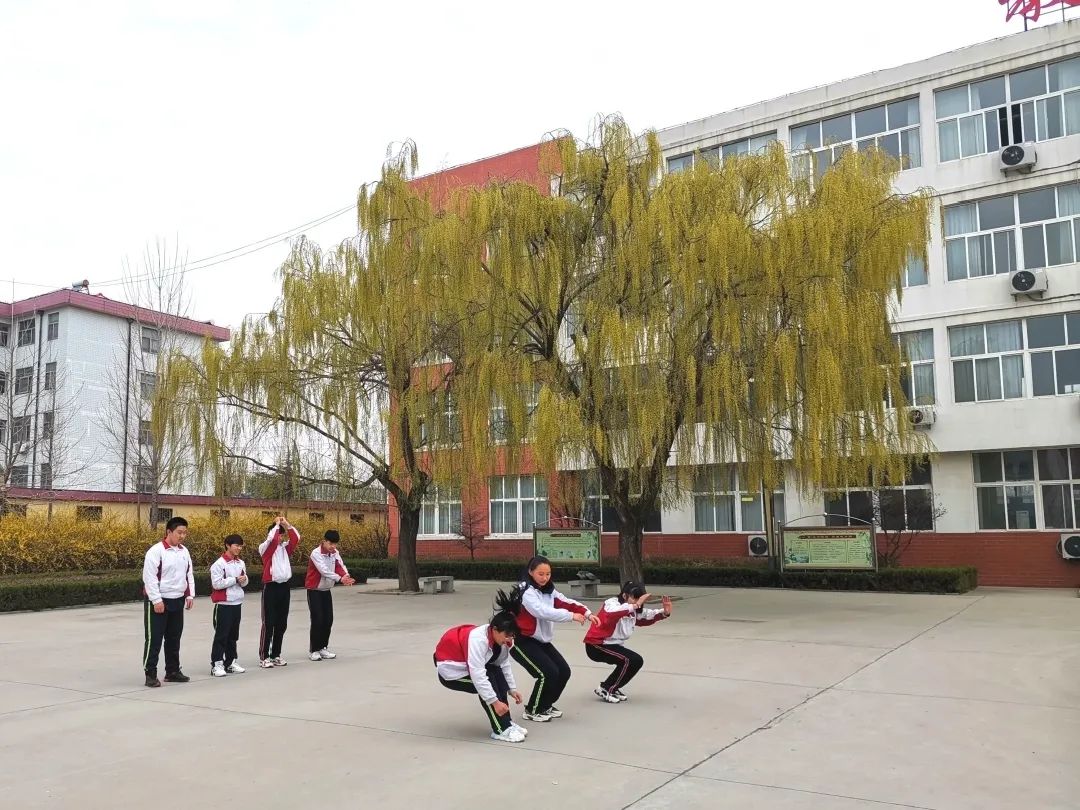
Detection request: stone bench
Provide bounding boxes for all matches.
[419,575,455,595]
[568,579,599,599]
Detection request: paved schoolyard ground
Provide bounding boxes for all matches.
[0,581,1077,809]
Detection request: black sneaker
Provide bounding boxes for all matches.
[145,674,161,688]
[164,671,190,683]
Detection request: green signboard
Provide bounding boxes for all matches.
[781,527,876,570]
[534,527,600,563]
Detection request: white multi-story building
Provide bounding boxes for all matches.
[652,20,1080,585]
[0,285,230,497]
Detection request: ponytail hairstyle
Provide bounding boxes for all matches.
[619,581,647,603]
[490,588,522,636]
[520,555,554,594]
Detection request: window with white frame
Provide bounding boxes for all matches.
[887,330,936,407]
[140,372,158,400]
[721,133,776,161]
[489,474,548,535]
[17,318,34,347]
[666,154,694,173]
[935,57,1080,162]
[11,416,31,446]
[38,463,52,489]
[667,133,776,173]
[974,450,1038,530]
[825,459,934,530]
[490,384,540,443]
[581,471,663,533]
[949,320,1025,403]
[692,465,785,532]
[902,254,928,287]
[46,312,59,341]
[1028,312,1080,396]
[791,98,921,181]
[419,391,461,446]
[10,465,28,487]
[139,419,153,446]
[141,326,161,354]
[419,485,461,536]
[944,183,1079,281]
[14,366,32,396]
[44,362,56,392]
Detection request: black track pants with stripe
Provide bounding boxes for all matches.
[438,665,512,733]
[585,642,644,690]
[211,603,242,667]
[142,597,185,676]
[259,582,290,660]
[510,636,571,714]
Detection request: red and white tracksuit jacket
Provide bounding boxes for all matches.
[584,597,667,645]
[210,554,248,605]
[516,585,591,643]
[305,547,349,590]
[141,540,195,604]
[434,624,517,705]
[259,526,300,583]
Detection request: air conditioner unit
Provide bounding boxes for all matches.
[999,143,1037,173]
[907,406,936,428]
[1061,533,1080,560]
[1009,269,1047,297]
[747,535,770,557]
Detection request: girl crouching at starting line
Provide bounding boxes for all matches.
[584,581,672,702]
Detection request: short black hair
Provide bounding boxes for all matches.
[324,529,341,543]
[224,534,244,547]
[165,517,188,533]
[620,581,646,601]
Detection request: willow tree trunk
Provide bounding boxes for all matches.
[397,507,421,592]
[618,518,645,585]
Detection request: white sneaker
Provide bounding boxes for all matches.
[318,648,337,659]
[272,657,287,667]
[510,721,529,737]
[595,686,620,704]
[259,659,275,669]
[611,688,629,702]
[490,726,526,743]
[211,662,226,677]
[544,706,564,718]
[309,651,322,661]
[521,710,551,723]
[227,662,245,674]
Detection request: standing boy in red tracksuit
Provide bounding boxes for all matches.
[583,581,672,703]
[209,534,249,677]
[258,515,300,668]
[141,516,196,688]
[305,529,355,661]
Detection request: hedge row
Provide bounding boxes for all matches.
[347,559,978,594]
[0,566,368,613]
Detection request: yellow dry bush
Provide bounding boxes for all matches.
[0,513,384,576]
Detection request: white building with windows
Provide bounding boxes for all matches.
[654,20,1080,585]
[0,286,229,498]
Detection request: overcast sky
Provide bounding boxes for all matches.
[0,0,1072,330]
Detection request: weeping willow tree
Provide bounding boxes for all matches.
[448,116,933,583]
[174,146,469,591]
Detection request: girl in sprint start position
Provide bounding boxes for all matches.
[434,590,528,743]
[511,555,599,722]
[584,581,672,702]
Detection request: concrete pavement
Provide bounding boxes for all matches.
[0,582,1077,809]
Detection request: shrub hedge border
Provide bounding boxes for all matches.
[0,559,977,612]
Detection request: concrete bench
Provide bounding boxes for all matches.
[568,579,599,599]
[419,575,455,595]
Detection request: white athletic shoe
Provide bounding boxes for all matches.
[611,688,629,702]
[272,657,287,667]
[544,706,564,718]
[594,686,620,704]
[309,651,322,661]
[318,648,337,659]
[226,662,245,674]
[510,721,529,737]
[521,710,551,723]
[490,726,526,743]
[259,659,275,669]
[211,662,226,677]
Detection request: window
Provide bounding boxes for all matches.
[76,505,103,522]
[489,475,548,535]
[210,509,231,522]
[582,472,663,533]
[0,371,6,395]
[490,384,540,443]
[141,326,161,354]
[44,362,56,392]
[791,98,922,181]
[949,320,1024,402]
[38,463,52,489]
[139,419,153,446]
[887,330,936,407]
[419,391,460,446]
[693,465,786,532]
[140,372,158,399]
[902,254,928,288]
[14,366,33,396]
[308,512,325,522]
[10,465,28,487]
[0,420,6,444]
[666,133,776,173]
[1029,312,1080,395]
[17,318,34,347]
[11,416,31,446]
[974,451,1038,529]
[135,465,154,494]
[350,513,365,524]
[150,506,173,525]
[0,323,8,347]
[40,411,53,442]
[46,312,59,341]
[419,486,462,536]
[826,460,934,530]
[935,57,1080,162]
